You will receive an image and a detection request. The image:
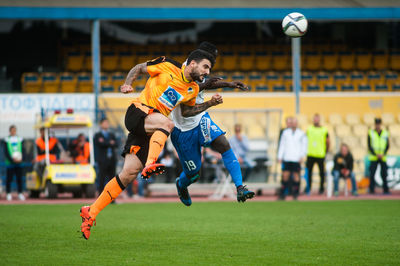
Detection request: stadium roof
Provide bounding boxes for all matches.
[0,0,399,20]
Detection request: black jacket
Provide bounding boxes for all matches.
[93,131,117,163]
[333,152,354,172]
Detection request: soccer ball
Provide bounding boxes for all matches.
[282,12,308,37]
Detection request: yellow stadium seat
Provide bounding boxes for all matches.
[363,113,375,127]
[221,52,237,71]
[367,71,383,88]
[83,52,92,71]
[169,51,186,65]
[322,51,338,71]
[238,52,255,71]
[102,51,119,72]
[119,51,136,71]
[384,71,399,90]
[329,113,343,126]
[324,83,338,91]
[351,147,366,161]
[352,124,368,138]
[381,113,395,125]
[77,72,92,93]
[372,51,388,70]
[301,72,315,91]
[65,51,84,72]
[100,73,114,92]
[282,72,292,89]
[358,83,372,91]
[335,124,351,138]
[350,71,366,89]
[213,56,223,72]
[59,72,77,93]
[333,71,348,88]
[271,51,289,71]
[254,52,271,71]
[341,136,360,150]
[345,113,361,125]
[339,51,355,71]
[265,71,281,89]
[21,72,41,93]
[304,51,321,71]
[42,72,59,93]
[136,52,153,65]
[111,72,126,92]
[316,71,332,88]
[247,124,265,139]
[390,51,400,70]
[355,51,372,71]
[247,72,264,91]
[374,83,389,91]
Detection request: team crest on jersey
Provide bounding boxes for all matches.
[187,87,194,94]
[158,86,183,110]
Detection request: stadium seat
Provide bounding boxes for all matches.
[339,51,355,71]
[59,72,77,93]
[136,51,153,66]
[329,113,343,126]
[77,72,92,92]
[42,72,59,93]
[333,71,348,88]
[238,51,255,71]
[341,135,360,150]
[322,51,338,71]
[102,51,119,72]
[358,83,372,91]
[306,84,320,91]
[111,72,126,92]
[304,51,321,71]
[374,83,389,91]
[352,124,368,138]
[254,51,270,71]
[392,83,400,91]
[272,83,286,92]
[324,84,338,91]
[248,72,264,91]
[169,51,186,65]
[372,51,388,70]
[65,51,84,72]
[21,72,41,93]
[282,72,292,89]
[381,113,395,125]
[316,71,332,88]
[390,124,400,137]
[271,51,289,71]
[100,73,114,92]
[385,71,399,90]
[389,51,400,70]
[362,113,375,127]
[247,124,265,139]
[351,147,366,161]
[350,71,366,88]
[355,51,372,70]
[255,84,269,92]
[335,124,351,138]
[367,71,383,88]
[301,72,315,90]
[119,51,136,71]
[345,113,361,125]
[83,52,92,71]
[265,71,281,89]
[221,51,237,71]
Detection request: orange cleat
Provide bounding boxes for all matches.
[141,163,165,179]
[80,206,96,240]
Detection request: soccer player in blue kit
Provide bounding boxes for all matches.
[170,42,255,206]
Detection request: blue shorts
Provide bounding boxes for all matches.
[171,113,225,177]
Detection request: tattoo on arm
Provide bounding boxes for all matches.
[181,101,213,117]
[199,80,232,91]
[124,63,147,85]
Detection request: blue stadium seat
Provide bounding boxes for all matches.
[374,84,388,91]
[358,84,371,91]
[324,84,337,91]
[341,83,355,91]
[307,84,320,91]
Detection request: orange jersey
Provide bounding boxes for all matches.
[137,57,199,117]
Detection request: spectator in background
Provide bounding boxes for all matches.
[277,118,307,200]
[35,127,60,178]
[305,113,330,195]
[3,125,25,201]
[229,124,251,181]
[333,143,358,197]
[69,133,90,164]
[94,118,118,194]
[368,118,390,194]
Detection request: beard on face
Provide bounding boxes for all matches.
[189,68,204,82]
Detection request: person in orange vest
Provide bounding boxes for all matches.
[69,133,90,164]
[35,127,59,163]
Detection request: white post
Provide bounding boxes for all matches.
[291,37,301,114]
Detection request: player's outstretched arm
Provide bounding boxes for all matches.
[120,62,147,93]
[181,94,223,117]
[199,77,249,91]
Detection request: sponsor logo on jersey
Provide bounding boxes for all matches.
[158,86,183,110]
[200,117,211,144]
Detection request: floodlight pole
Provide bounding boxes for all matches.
[292,37,301,114]
[92,19,100,123]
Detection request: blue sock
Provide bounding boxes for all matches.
[222,149,243,187]
[178,172,191,189]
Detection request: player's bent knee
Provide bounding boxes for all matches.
[119,168,140,187]
[211,135,231,154]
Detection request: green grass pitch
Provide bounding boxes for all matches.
[0,200,399,265]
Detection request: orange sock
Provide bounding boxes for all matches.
[89,176,125,219]
[145,129,169,166]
